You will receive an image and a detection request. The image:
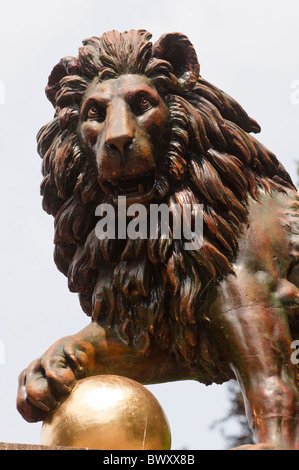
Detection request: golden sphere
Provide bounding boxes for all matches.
[40,375,171,450]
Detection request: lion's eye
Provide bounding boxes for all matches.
[131,95,152,116]
[139,97,151,109]
[87,105,106,122]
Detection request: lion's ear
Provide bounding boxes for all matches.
[153,33,199,90]
[46,56,79,106]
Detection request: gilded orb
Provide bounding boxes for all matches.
[40,375,171,450]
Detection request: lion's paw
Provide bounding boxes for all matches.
[17,337,88,422]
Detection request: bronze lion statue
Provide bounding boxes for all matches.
[17,30,299,449]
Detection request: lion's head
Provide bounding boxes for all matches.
[37,30,294,381]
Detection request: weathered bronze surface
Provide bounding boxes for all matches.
[17,30,299,449]
[40,375,171,449]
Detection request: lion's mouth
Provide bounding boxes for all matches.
[100,170,156,204]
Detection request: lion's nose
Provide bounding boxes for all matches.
[106,133,133,157]
[105,104,134,157]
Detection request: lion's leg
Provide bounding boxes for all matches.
[17,321,193,422]
[208,275,299,450]
[51,321,192,383]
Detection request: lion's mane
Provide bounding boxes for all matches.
[37,30,294,383]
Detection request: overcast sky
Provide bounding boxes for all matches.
[0,0,298,450]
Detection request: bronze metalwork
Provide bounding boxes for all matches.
[40,375,171,450]
[17,30,299,449]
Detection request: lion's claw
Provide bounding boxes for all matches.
[16,338,86,422]
[17,369,50,423]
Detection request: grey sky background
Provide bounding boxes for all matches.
[0,0,298,450]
